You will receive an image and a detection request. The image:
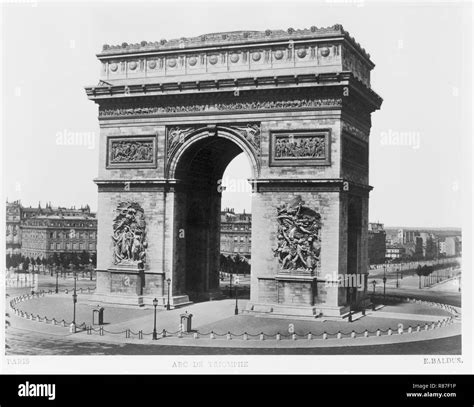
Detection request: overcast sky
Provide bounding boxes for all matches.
[2,1,471,228]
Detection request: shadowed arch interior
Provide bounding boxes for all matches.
[173,135,248,301]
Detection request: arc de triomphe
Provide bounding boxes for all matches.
[86,25,382,317]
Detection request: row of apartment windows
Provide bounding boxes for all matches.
[222,236,251,243]
[49,242,96,251]
[49,231,96,239]
[222,225,251,231]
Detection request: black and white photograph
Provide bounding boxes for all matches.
[1,0,472,380]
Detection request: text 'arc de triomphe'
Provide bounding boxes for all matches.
[86,25,382,318]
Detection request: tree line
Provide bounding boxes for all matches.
[6,251,97,272]
[219,253,250,275]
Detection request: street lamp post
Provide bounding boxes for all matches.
[71,272,77,331]
[234,278,239,315]
[371,280,377,311]
[382,263,387,302]
[55,269,59,294]
[152,298,158,340]
[166,278,171,311]
[396,271,399,289]
[348,288,353,322]
[229,273,233,298]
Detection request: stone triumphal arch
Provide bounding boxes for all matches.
[86,25,382,317]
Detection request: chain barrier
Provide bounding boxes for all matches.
[9,292,458,342]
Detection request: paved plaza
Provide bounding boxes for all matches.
[5,272,461,355]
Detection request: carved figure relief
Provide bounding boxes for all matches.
[270,131,331,166]
[166,123,261,160]
[274,196,322,274]
[275,135,325,159]
[107,136,157,168]
[112,202,148,267]
[99,98,343,117]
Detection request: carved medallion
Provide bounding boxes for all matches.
[112,202,147,268]
[274,195,322,275]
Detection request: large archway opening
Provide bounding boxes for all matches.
[171,133,255,301]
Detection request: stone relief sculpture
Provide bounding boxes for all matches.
[275,135,325,159]
[110,139,154,163]
[166,124,261,159]
[99,98,343,117]
[274,196,322,274]
[231,123,261,153]
[166,127,195,158]
[112,202,148,267]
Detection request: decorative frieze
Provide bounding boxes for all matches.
[99,98,342,118]
[107,136,157,169]
[269,130,331,166]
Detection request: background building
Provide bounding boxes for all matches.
[439,236,462,257]
[5,200,97,262]
[368,222,386,264]
[220,208,251,259]
[385,245,406,260]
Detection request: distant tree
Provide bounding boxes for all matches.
[73,253,81,267]
[6,254,11,270]
[80,250,90,266]
[416,265,423,289]
[61,253,69,269]
[90,252,97,267]
[52,252,60,267]
[22,257,30,272]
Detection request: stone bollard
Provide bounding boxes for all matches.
[424,324,429,331]
[408,326,413,334]
[226,332,232,340]
[260,333,265,341]
[337,332,342,339]
[376,330,381,337]
[387,329,392,336]
[307,333,312,340]
[35,315,40,322]
[65,289,68,294]
[61,320,66,327]
[322,332,328,340]
[398,327,403,335]
[210,332,215,340]
[364,330,369,338]
[431,323,435,330]
[52,318,56,326]
[243,332,248,341]
[292,333,297,341]
[69,323,76,333]
[162,329,167,338]
[437,321,442,328]
[193,332,199,339]
[351,331,356,339]
[276,333,281,341]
